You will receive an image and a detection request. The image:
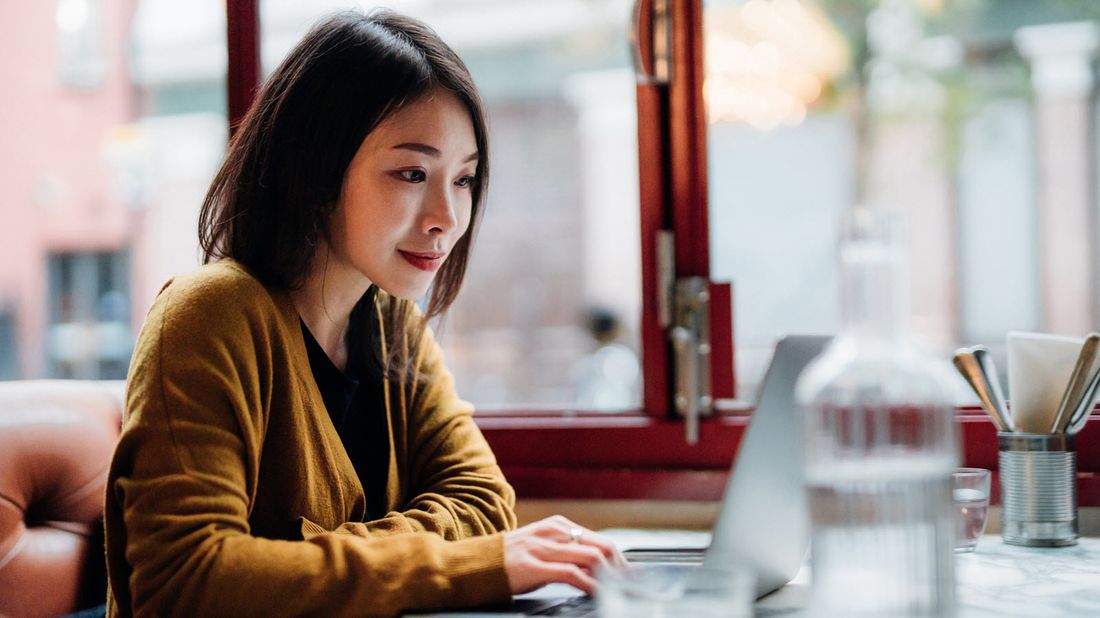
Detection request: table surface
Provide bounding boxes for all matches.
[600,529,1100,617]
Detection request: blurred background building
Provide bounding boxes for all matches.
[3,0,1100,408]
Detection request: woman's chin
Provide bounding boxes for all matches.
[374,281,432,302]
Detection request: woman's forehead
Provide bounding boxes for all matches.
[366,90,477,156]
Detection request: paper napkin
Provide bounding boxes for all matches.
[1006,331,1083,433]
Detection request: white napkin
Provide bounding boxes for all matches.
[1006,331,1083,433]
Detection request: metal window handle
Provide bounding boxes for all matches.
[630,0,672,85]
[671,325,700,444]
[657,235,712,444]
[671,278,712,444]
[656,230,675,328]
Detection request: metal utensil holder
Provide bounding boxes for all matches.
[998,432,1078,547]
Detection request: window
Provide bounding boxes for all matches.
[231,0,738,499]
[8,0,1097,502]
[46,250,132,379]
[700,0,1100,503]
[705,0,1100,404]
[260,0,644,410]
[0,0,741,500]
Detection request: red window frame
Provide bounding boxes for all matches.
[226,0,1100,505]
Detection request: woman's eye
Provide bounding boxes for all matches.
[455,175,476,188]
[397,169,426,183]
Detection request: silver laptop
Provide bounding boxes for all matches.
[414,334,830,617]
[703,334,828,596]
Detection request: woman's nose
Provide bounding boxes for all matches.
[423,186,461,235]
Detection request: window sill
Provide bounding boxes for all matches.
[479,407,1100,505]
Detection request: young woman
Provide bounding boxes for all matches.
[104,10,623,617]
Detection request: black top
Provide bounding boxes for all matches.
[300,288,389,520]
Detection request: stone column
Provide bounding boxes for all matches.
[1015,21,1099,335]
[562,68,642,343]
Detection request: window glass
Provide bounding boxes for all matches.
[705,0,1100,402]
[261,0,643,410]
[0,0,227,380]
[46,250,131,378]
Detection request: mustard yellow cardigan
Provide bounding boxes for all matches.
[105,261,517,617]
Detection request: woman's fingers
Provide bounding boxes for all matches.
[576,530,629,568]
[536,516,628,567]
[531,537,609,573]
[555,521,629,568]
[504,539,601,595]
[504,515,629,596]
[539,561,599,597]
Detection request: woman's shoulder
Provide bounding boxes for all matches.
[152,260,289,332]
[162,260,266,300]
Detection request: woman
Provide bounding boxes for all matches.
[104,10,622,617]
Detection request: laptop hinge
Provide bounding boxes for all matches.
[657,230,713,444]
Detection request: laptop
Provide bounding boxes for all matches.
[412,334,830,617]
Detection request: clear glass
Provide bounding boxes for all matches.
[0,0,227,380]
[597,563,754,618]
[705,0,1100,404]
[796,208,959,617]
[952,467,991,553]
[260,0,642,411]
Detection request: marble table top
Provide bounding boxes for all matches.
[955,536,1100,617]
[601,529,1100,617]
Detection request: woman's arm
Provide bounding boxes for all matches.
[105,275,510,617]
[327,302,517,541]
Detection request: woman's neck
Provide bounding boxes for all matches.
[291,246,372,372]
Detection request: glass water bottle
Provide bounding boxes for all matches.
[795,208,958,617]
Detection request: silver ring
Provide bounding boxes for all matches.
[568,527,584,544]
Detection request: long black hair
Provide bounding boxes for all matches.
[198,9,489,377]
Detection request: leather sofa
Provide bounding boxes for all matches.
[0,380,124,617]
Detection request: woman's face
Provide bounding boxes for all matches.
[328,88,478,300]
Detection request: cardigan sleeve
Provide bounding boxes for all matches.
[334,316,519,540]
[105,274,511,618]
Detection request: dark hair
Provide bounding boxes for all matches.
[198,9,489,377]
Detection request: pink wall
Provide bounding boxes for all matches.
[0,0,139,377]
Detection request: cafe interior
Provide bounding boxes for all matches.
[3,0,1100,616]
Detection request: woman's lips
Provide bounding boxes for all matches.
[398,250,444,272]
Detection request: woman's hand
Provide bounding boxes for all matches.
[503,515,628,597]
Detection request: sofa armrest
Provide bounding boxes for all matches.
[0,380,124,617]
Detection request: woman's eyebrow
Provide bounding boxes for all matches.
[393,142,478,162]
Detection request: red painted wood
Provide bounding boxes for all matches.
[502,467,728,501]
[957,414,1000,470]
[709,282,734,399]
[480,415,745,469]
[636,0,672,419]
[226,0,260,136]
[1074,412,1100,470]
[483,411,1100,505]
[636,0,735,415]
[668,0,709,277]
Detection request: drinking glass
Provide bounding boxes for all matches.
[952,467,991,552]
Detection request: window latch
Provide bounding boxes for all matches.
[657,231,712,444]
[630,0,673,85]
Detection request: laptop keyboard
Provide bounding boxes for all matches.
[528,596,597,617]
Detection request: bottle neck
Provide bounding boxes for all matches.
[839,239,911,345]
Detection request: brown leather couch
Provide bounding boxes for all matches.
[0,380,124,617]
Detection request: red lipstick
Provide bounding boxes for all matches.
[398,250,444,272]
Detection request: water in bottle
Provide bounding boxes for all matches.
[797,208,958,617]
